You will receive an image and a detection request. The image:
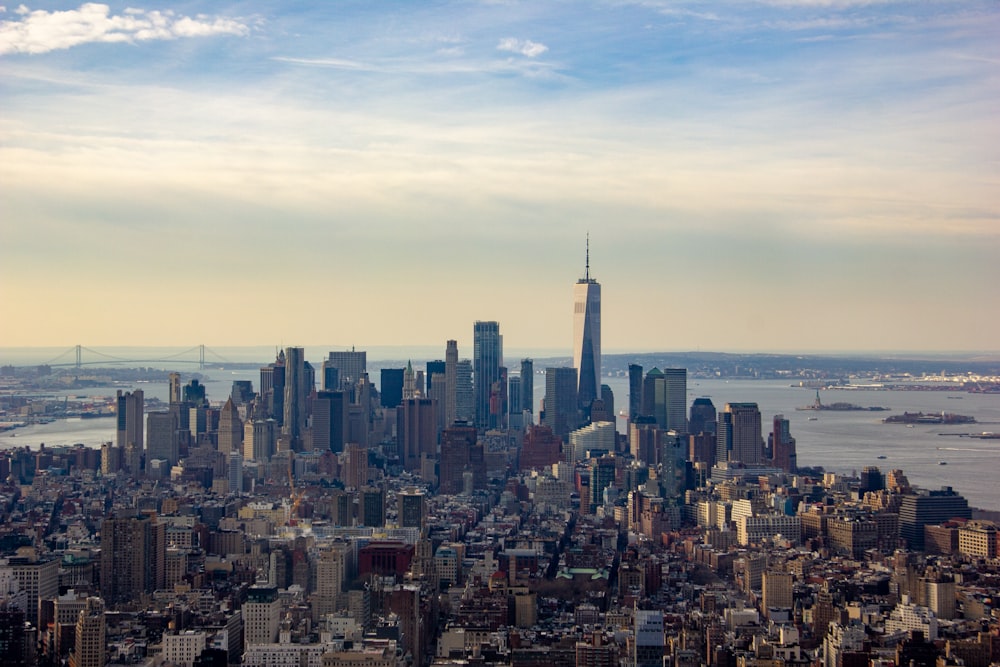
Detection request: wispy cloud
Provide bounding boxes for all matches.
[272,54,559,77]
[497,37,547,57]
[0,3,248,55]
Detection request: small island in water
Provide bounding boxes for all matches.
[797,390,890,412]
[883,411,977,425]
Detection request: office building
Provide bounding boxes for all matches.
[717,403,763,466]
[244,585,280,646]
[426,360,445,392]
[327,348,367,392]
[568,421,616,463]
[398,397,438,473]
[282,347,307,451]
[899,487,972,551]
[597,384,615,422]
[146,411,179,470]
[69,597,105,667]
[217,397,242,457]
[228,451,244,493]
[439,423,483,495]
[246,417,277,462]
[520,358,534,414]
[640,368,685,431]
[183,378,207,406]
[380,368,404,409]
[663,368,687,433]
[445,340,458,426]
[455,360,474,424]
[634,609,665,667]
[543,367,578,439]
[689,397,717,435]
[573,239,601,412]
[589,455,617,513]
[260,350,285,425]
[313,390,349,454]
[628,363,643,420]
[770,414,797,473]
[321,362,339,392]
[508,375,521,419]
[168,372,182,405]
[230,380,254,405]
[398,488,428,530]
[116,388,144,457]
[360,487,386,527]
[473,321,502,430]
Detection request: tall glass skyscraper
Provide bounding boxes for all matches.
[573,238,601,412]
[473,321,502,431]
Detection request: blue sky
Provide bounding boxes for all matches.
[1,1,998,354]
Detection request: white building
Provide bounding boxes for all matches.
[162,631,207,667]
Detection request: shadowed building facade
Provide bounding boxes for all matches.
[474,321,503,431]
[573,239,601,414]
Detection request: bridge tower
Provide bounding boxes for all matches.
[199,344,205,370]
[76,345,82,369]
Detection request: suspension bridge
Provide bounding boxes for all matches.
[23,345,241,370]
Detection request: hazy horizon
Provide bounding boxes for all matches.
[3,344,999,368]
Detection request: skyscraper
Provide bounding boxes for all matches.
[543,367,579,439]
[573,238,601,412]
[327,348,366,392]
[717,403,763,466]
[116,389,144,475]
[116,389,144,451]
[282,347,307,451]
[520,358,534,415]
[426,360,446,392]
[313,390,348,453]
[473,321,502,431]
[217,397,242,457]
[260,350,285,425]
[770,414,797,473]
[146,411,179,469]
[380,368,404,408]
[628,364,643,420]
[663,368,687,433]
[445,340,458,426]
[398,397,438,473]
[689,397,717,435]
[455,360,474,424]
[398,488,428,529]
[168,372,182,405]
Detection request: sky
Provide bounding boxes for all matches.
[1,1,998,355]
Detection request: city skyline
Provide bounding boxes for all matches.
[1,2,998,352]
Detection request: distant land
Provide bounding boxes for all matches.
[3,348,1000,385]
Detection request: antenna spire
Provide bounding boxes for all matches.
[585,233,590,281]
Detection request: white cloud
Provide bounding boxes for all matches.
[0,3,248,55]
[497,37,547,57]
